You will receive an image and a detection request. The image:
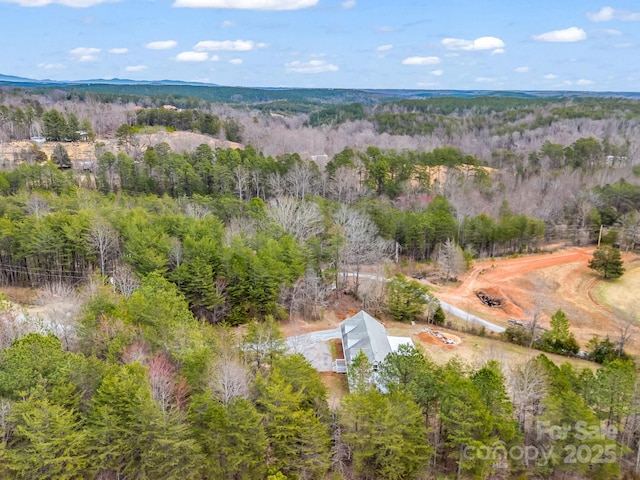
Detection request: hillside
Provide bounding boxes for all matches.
[1,86,640,479]
[0,131,240,168]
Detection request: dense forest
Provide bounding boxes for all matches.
[1,85,640,478]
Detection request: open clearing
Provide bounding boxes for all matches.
[3,245,636,406]
[594,257,640,316]
[282,246,640,400]
[434,246,640,355]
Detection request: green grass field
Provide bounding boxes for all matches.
[595,257,640,316]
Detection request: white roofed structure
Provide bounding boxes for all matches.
[340,310,392,367]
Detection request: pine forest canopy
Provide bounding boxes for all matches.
[0,81,639,479]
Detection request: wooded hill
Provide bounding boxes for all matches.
[1,86,640,479]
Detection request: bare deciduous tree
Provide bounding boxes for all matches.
[437,238,464,281]
[334,205,392,297]
[327,165,363,204]
[112,262,140,299]
[121,340,150,365]
[232,165,250,201]
[208,329,251,405]
[148,354,177,414]
[36,282,83,351]
[528,298,544,349]
[0,300,43,349]
[184,202,211,220]
[290,269,332,320]
[242,317,286,371]
[26,194,50,219]
[358,263,388,315]
[267,196,324,242]
[0,398,13,444]
[285,162,320,199]
[266,172,287,198]
[225,216,256,245]
[618,309,637,356]
[87,220,119,275]
[169,237,184,270]
[508,359,547,442]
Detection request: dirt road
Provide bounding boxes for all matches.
[435,247,640,352]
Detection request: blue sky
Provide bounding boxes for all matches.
[1,0,639,91]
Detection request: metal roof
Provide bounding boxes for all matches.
[341,310,392,365]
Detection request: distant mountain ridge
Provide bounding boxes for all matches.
[2,73,640,103]
[0,73,218,87]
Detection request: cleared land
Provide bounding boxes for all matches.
[0,132,240,167]
[434,247,640,354]
[282,246,640,392]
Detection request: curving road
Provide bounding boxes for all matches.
[346,272,505,333]
[438,302,505,333]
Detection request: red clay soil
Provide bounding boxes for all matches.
[330,338,344,359]
[417,331,461,350]
[475,286,525,318]
[434,246,640,353]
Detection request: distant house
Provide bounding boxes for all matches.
[75,130,89,141]
[333,310,413,374]
[163,104,178,111]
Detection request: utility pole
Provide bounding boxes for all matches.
[597,224,604,247]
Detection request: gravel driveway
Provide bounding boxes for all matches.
[286,328,341,372]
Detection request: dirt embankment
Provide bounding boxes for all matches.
[435,247,640,354]
[0,131,241,167]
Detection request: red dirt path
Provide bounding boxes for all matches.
[434,247,640,353]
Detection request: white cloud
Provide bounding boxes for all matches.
[430,69,443,76]
[402,56,441,65]
[533,27,587,42]
[341,0,355,7]
[285,60,339,73]
[175,51,209,62]
[441,36,505,51]
[515,66,529,73]
[618,11,640,21]
[38,62,65,69]
[491,48,505,55]
[376,44,392,52]
[125,65,147,72]
[587,6,614,21]
[210,55,221,61]
[577,79,594,86]
[221,20,235,27]
[172,0,317,10]
[1,0,114,6]
[229,58,243,64]
[475,76,496,83]
[599,28,622,35]
[70,47,100,62]
[193,39,265,51]
[587,6,640,22]
[144,40,177,50]
[109,48,128,54]
[544,73,558,79]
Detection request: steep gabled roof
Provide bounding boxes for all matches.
[341,310,392,365]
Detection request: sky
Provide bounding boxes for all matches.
[1,0,640,91]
